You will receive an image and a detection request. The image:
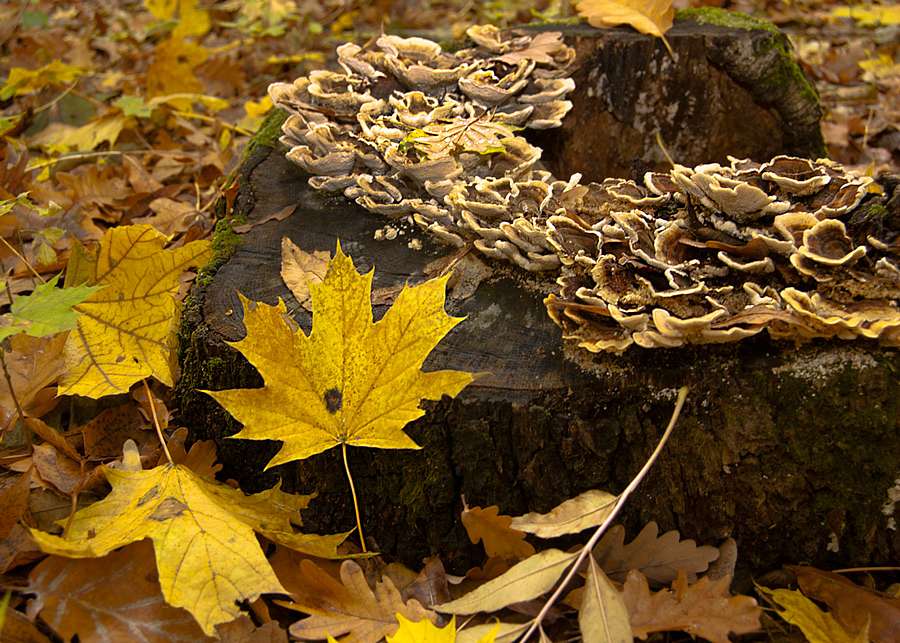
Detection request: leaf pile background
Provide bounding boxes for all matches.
[0,0,898,641]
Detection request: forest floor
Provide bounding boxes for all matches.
[0,1,898,641]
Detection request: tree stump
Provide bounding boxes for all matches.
[177,19,898,574]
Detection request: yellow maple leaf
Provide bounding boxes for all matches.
[30,114,129,154]
[144,0,211,38]
[30,442,345,636]
[146,37,209,98]
[0,60,85,100]
[576,0,674,50]
[59,224,211,398]
[388,614,456,643]
[205,243,473,467]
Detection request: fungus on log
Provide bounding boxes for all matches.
[177,18,899,573]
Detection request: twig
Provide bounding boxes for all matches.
[144,379,173,465]
[0,236,46,283]
[342,442,367,553]
[0,351,26,436]
[520,386,689,642]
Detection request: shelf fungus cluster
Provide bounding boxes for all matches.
[269,28,900,352]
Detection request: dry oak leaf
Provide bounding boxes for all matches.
[760,586,868,643]
[59,224,211,398]
[206,244,473,467]
[623,569,762,642]
[461,504,535,560]
[285,559,437,642]
[510,489,617,539]
[29,442,345,636]
[280,237,329,313]
[593,521,719,584]
[576,0,675,39]
[27,540,208,643]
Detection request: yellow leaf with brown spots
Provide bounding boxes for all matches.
[30,442,346,636]
[206,243,473,468]
[59,224,211,398]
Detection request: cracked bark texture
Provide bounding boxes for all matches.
[177,23,896,574]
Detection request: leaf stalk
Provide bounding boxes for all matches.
[342,442,367,553]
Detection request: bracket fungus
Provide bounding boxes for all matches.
[270,28,900,353]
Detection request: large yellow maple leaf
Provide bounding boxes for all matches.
[59,224,211,398]
[206,244,473,467]
[30,442,346,636]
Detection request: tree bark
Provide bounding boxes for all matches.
[176,22,897,575]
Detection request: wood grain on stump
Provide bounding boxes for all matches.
[177,21,897,574]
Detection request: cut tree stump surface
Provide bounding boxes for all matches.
[178,21,898,573]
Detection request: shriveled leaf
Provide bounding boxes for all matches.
[59,224,211,398]
[286,559,436,643]
[593,521,719,583]
[510,489,617,538]
[387,614,455,643]
[792,566,900,643]
[0,471,31,539]
[218,618,289,643]
[280,237,329,312]
[580,554,632,643]
[27,541,208,642]
[0,275,101,343]
[0,334,66,432]
[623,570,762,642]
[206,244,473,467]
[435,549,577,615]
[760,586,868,643]
[462,505,535,560]
[383,557,452,607]
[576,0,675,38]
[29,443,344,635]
[416,116,518,157]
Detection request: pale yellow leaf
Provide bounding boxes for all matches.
[59,224,211,398]
[435,549,577,615]
[510,489,617,538]
[280,237,329,312]
[206,243,473,467]
[576,0,675,38]
[580,555,632,643]
[761,587,869,643]
[456,621,524,643]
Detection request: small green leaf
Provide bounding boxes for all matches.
[0,275,102,343]
[113,95,153,118]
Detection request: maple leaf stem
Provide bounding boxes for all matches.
[519,386,689,642]
[342,442,367,553]
[0,350,26,441]
[144,379,173,465]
